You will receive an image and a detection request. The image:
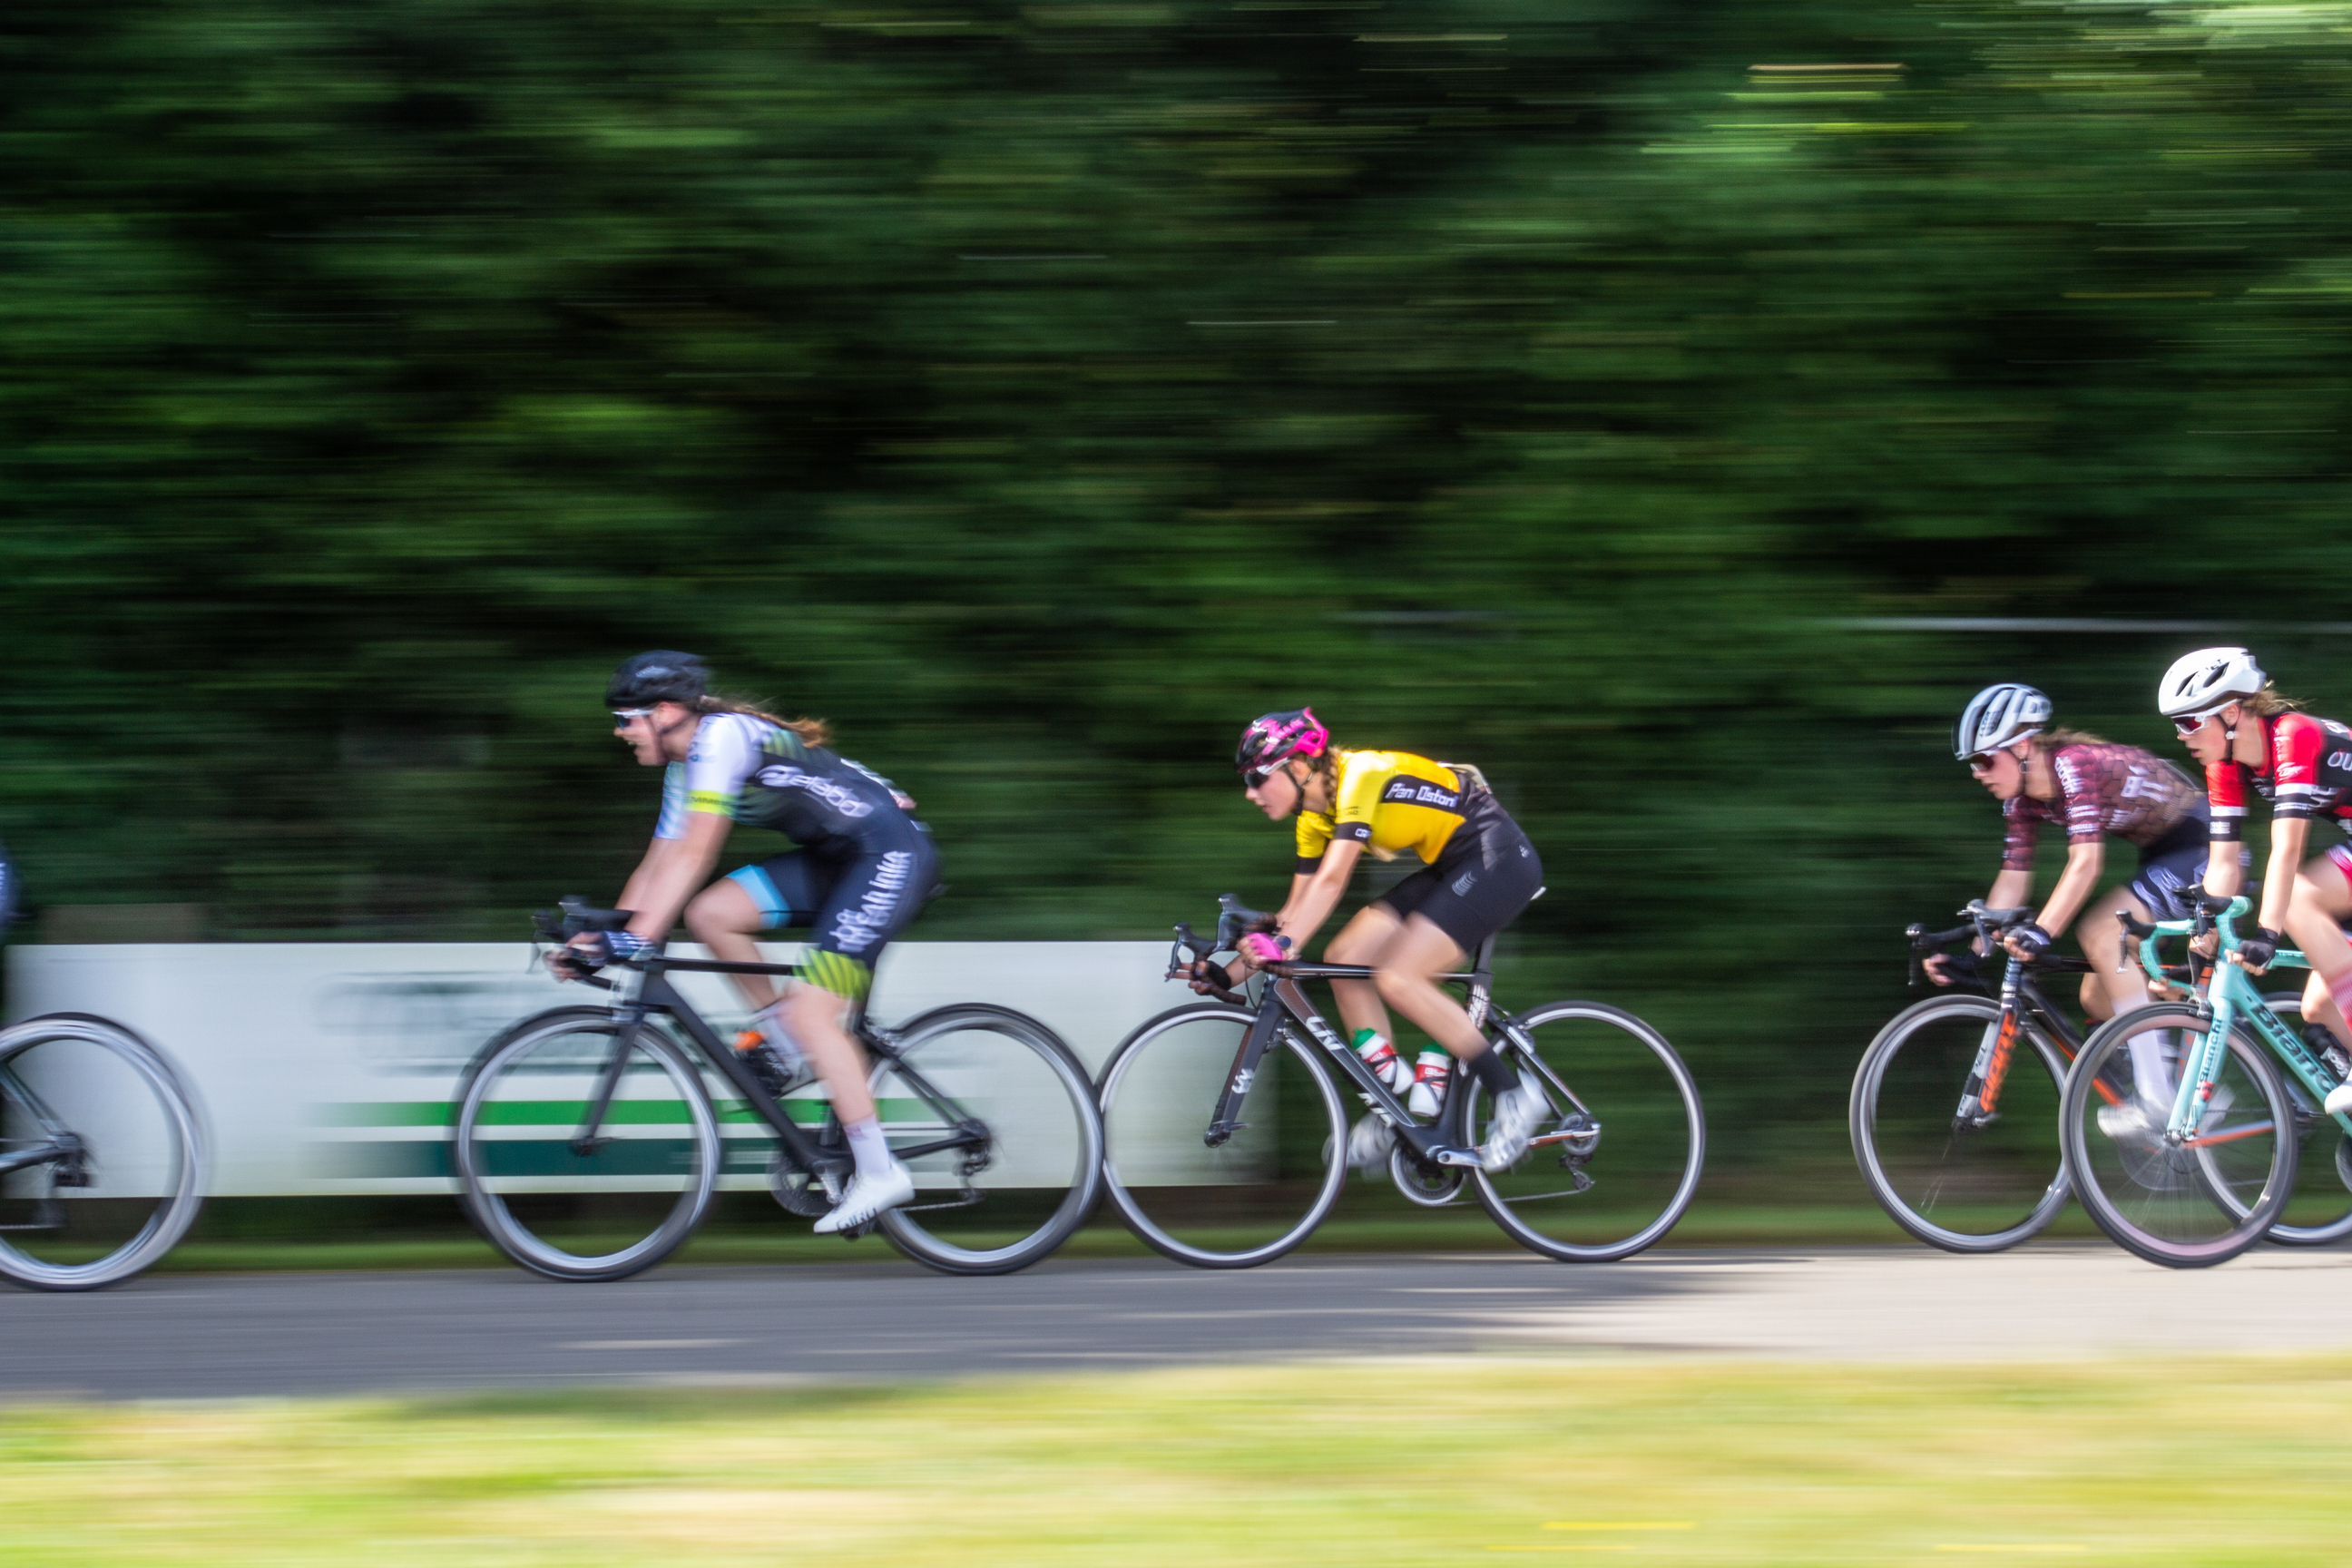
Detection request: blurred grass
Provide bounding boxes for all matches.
[5,1355,2351,1564]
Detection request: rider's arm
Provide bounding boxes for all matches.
[2203,753,2248,897]
[1254,838,1365,963]
[616,835,690,916]
[2258,815,2309,935]
[618,810,732,945]
[615,715,750,945]
[2031,840,2104,939]
[1985,867,2032,926]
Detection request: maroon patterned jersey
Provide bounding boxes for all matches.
[2000,742,2208,870]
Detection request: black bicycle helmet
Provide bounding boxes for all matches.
[604,651,710,710]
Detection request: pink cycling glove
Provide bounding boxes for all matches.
[1241,933,1288,965]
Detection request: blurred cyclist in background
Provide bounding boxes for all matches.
[2158,648,2352,1116]
[1928,682,2220,1031]
[1186,708,1548,1173]
[554,652,940,1232]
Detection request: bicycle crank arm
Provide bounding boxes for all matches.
[890,1134,977,1161]
[1430,1146,1485,1168]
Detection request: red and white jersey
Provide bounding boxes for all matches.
[2205,712,2352,840]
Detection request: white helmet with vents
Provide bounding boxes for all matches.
[1955,682,2053,761]
[2157,647,2266,720]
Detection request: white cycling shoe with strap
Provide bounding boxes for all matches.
[813,1160,916,1234]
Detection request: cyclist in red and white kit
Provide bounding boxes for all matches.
[2157,647,2352,1117]
[1928,682,2220,1027]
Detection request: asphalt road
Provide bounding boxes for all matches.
[5,1245,2350,1401]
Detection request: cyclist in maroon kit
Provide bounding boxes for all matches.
[2156,647,2352,1118]
[1928,682,2219,1029]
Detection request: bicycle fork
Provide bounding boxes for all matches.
[2165,996,2258,1148]
[1955,969,2024,1128]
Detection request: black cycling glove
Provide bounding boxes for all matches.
[2012,922,2055,957]
[2238,927,2282,968]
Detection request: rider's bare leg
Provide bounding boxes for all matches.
[2283,857,2352,1050]
[1369,916,1485,1059]
[2074,885,2155,1024]
[1324,903,1402,1044]
[684,878,875,1124]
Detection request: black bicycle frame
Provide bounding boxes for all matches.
[575,956,986,1180]
[0,1065,84,1183]
[1202,936,1588,1171]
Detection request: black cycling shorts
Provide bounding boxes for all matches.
[1372,804,1544,956]
[2129,825,2239,922]
[726,828,940,1001]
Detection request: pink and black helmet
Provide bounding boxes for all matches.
[1236,707,1328,784]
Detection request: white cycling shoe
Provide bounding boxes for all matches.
[2326,1082,2352,1117]
[1347,1114,1398,1173]
[813,1160,916,1234]
[1479,1081,1551,1172]
[2096,1100,2162,1146]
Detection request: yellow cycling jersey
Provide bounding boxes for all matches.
[1295,750,1476,871]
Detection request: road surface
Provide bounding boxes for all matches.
[3,1245,2347,1400]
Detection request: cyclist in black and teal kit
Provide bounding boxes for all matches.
[554,652,940,1233]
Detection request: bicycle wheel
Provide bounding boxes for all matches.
[0,1014,206,1291]
[454,1006,722,1282]
[1096,1002,1347,1268]
[2061,1004,2296,1268]
[869,1004,1104,1276]
[1849,994,2071,1252]
[1463,1001,1705,1263]
[2249,992,2352,1246]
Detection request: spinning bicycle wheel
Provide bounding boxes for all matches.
[1096,1003,1347,1268]
[0,1014,207,1291]
[1850,994,2072,1253]
[454,1006,722,1282]
[869,1004,1103,1277]
[1462,1001,1704,1262]
[2061,1004,2295,1269]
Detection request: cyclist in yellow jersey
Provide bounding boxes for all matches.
[1190,708,1551,1172]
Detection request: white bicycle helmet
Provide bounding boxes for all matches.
[1955,682,2053,761]
[2157,647,2266,721]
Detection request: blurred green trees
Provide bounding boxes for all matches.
[6,0,2352,1165]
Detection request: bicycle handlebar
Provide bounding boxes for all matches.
[1905,901,2043,988]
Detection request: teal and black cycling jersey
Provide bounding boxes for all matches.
[654,713,913,852]
[656,712,937,1001]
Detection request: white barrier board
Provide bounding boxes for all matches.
[5,942,1189,1196]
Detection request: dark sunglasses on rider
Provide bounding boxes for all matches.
[612,708,654,725]
[2171,710,2219,737]
[1965,754,2001,774]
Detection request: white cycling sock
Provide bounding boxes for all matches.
[844,1115,895,1181]
[2126,1031,2176,1111]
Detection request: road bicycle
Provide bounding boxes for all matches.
[2059,892,2352,1268]
[1851,899,2312,1255]
[0,1015,209,1291]
[452,901,1103,1280]
[1093,897,1705,1267]
[0,853,209,1291]
[1850,902,2101,1252]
